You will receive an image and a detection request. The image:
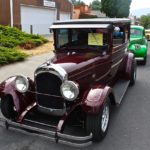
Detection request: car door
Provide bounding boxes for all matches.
[94,50,111,84]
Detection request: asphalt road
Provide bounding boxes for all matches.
[0,44,150,150]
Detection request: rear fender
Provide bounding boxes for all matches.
[81,85,115,114]
[119,52,134,80]
[0,76,35,114]
[125,52,134,79]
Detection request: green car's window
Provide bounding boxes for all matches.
[130,29,142,37]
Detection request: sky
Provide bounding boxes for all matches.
[82,0,150,10]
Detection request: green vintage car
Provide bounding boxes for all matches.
[128,25,148,65]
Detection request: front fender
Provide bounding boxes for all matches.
[0,76,35,114]
[81,85,113,114]
[128,44,147,57]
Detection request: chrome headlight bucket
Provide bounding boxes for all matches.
[15,75,29,93]
[135,44,141,50]
[60,81,79,101]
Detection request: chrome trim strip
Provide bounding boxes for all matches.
[70,60,110,78]
[111,58,123,68]
[24,119,56,128]
[35,63,68,81]
[28,90,62,98]
[70,65,94,78]
[112,54,124,61]
[96,70,110,82]
[112,47,125,54]
[38,105,66,116]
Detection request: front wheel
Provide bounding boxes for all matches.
[1,96,17,120]
[142,56,147,65]
[86,98,110,141]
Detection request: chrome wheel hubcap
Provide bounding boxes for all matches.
[101,104,109,132]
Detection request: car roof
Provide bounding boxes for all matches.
[53,18,131,25]
[51,18,130,29]
[50,24,112,29]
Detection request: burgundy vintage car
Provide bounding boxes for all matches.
[0,18,136,147]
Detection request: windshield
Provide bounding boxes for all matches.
[130,28,142,37]
[55,28,108,52]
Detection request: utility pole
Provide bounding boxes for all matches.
[10,0,14,27]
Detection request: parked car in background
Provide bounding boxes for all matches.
[0,18,136,147]
[128,25,148,65]
[145,29,150,40]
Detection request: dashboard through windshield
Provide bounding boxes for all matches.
[55,28,108,52]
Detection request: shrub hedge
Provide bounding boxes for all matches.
[0,47,27,65]
[0,25,48,64]
[0,25,49,49]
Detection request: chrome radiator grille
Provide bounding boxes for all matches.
[35,72,64,109]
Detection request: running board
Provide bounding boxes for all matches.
[113,79,130,105]
[0,117,92,147]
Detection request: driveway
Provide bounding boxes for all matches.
[0,52,54,82]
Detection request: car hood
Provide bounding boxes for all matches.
[37,53,99,80]
[52,53,97,72]
[129,37,143,45]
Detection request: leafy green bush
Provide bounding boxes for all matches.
[0,25,48,49]
[0,35,20,48]
[0,47,27,65]
[0,25,49,64]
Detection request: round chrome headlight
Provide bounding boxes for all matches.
[60,81,79,101]
[135,44,141,50]
[15,75,29,93]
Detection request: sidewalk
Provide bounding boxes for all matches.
[0,52,54,82]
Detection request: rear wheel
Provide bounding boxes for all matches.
[1,96,17,120]
[86,98,110,141]
[130,59,136,86]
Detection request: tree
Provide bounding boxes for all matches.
[101,0,131,18]
[140,15,150,29]
[70,0,85,5]
[90,0,101,10]
[70,0,76,4]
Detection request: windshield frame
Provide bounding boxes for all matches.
[53,28,109,53]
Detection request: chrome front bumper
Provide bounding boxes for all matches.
[135,57,144,61]
[0,118,92,147]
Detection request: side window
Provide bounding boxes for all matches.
[72,29,78,42]
[113,26,125,47]
[57,29,68,48]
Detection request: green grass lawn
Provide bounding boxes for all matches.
[0,25,48,65]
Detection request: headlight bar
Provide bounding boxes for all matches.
[60,80,79,101]
[15,75,29,93]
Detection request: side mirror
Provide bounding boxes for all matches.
[49,29,53,33]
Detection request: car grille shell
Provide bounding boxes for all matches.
[35,72,64,109]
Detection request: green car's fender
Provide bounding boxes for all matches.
[128,44,147,58]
